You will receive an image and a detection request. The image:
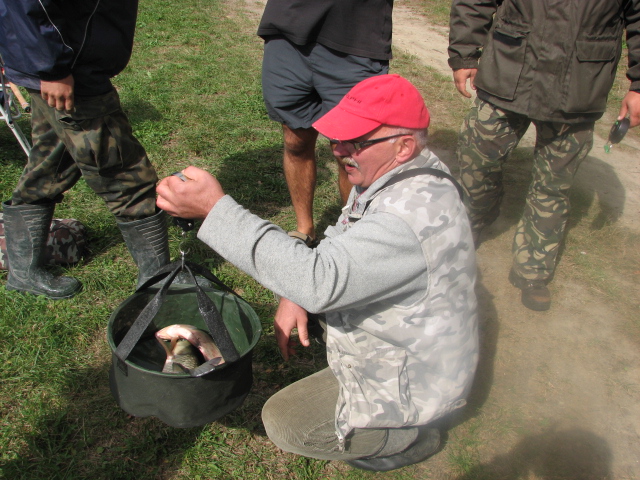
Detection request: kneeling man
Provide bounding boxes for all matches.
[157,74,479,472]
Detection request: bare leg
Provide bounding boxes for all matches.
[282,125,318,239]
[337,162,351,205]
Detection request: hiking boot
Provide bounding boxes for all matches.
[347,427,440,472]
[509,269,551,311]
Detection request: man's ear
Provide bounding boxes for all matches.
[394,135,419,164]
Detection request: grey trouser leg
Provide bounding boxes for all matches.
[261,368,417,461]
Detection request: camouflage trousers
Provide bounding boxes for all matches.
[457,98,594,281]
[11,88,158,221]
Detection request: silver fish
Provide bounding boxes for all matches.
[160,338,200,373]
[155,324,225,373]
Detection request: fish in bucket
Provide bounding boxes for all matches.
[108,260,262,428]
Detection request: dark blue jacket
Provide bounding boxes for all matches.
[0,0,139,96]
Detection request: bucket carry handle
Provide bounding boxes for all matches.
[114,260,242,377]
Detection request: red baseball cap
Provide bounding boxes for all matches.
[313,74,430,140]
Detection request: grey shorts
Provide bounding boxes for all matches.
[261,36,389,130]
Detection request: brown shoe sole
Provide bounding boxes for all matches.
[508,269,551,311]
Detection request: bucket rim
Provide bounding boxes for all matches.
[107,284,262,376]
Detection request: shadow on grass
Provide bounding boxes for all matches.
[212,140,342,220]
[183,140,344,263]
[214,143,292,218]
[570,154,626,230]
[0,364,206,480]
[454,427,612,480]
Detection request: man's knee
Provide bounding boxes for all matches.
[261,390,311,454]
[283,126,318,159]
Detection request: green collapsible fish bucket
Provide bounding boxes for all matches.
[107,261,262,428]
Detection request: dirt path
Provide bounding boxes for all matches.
[392,8,640,478]
[243,2,640,478]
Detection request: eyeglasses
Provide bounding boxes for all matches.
[329,133,410,152]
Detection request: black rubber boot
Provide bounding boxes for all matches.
[3,201,81,299]
[117,210,171,289]
[346,427,440,472]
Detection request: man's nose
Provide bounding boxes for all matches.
[331,142,351,157]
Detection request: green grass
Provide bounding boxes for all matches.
[1,1,639,479]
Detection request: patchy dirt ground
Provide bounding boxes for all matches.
[244,1,640,478]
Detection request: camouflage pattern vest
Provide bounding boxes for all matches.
[323,149,479,448]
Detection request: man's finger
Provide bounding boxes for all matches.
[297,323,310,347]
[456,83,471,98]
[618,105,628,121]
[275,326,291,361]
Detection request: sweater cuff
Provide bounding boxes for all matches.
[448,57,479,70]
[199,194,236,236]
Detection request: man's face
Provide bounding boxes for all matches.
[330,127,407,189]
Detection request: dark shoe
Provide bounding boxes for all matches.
[3,201,81,299]
[288,230,319,248]
[471,227,483,249]
[347,428,440,472]
[307,313,327,346]
[509,269,551,311]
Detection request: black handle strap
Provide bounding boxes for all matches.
[115,261,241,377]
[363,167,463,214]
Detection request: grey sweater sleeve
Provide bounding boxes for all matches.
[197,195,429,313]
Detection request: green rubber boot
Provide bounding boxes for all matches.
[117,210,171,289]
[3,201,81,299]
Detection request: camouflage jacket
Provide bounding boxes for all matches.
[198,149,479,447]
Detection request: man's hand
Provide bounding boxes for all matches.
[156,166,225,219]
[617,91,640,128]
[274,297,310,361]
[40,75,75,111]
[453,68,477,98]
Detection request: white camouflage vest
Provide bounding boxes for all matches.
[323,149,479,448]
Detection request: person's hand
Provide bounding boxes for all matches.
[274,297,310,361]
[40,75,74,111]
[617,91,640,128]
[156,166,225,219]
[453,68,477,98]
